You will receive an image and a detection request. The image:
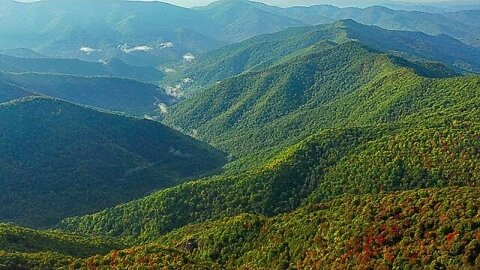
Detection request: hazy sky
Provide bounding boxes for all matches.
[151,0,469,8]
[17,0,471,8]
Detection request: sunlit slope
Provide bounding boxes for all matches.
[166,41,479,163]
[175,20,478,89]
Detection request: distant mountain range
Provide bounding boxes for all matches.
[248,1,480,47]
[0,52,174,116]
[165,19,477,96]
[258,0,480,10]
[0,72,174,116]
[0,54,165,83]
[1,0,479,67]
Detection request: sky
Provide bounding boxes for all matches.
[148,0,472,8]
[17,0,473,8]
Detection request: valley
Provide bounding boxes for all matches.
[0,0,479,269]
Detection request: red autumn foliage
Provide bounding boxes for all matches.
[446,231,458,242]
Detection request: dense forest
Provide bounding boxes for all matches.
[167,18,478,92]
[0,223,123,270]
[165,41,480,167]
[7,187,480,269]
[59,123,480,243]
[1,73,175,116]
[0,79,33,103]
[56,22,480,269]
[154,187,480,269]
[0,1,480,269]
[0,97,226,227]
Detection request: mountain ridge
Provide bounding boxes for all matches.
[1,2,480,269]
[165,40,476,163]
[0,54,165,83]
[1,72,174,116]
[60,41,480,244]
[1,0,479,67]
[0,96,226,228]
[168,19,477,93]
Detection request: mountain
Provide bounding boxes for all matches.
[0,0,224,65]
[338,20,480,72]
[0,0,306,66]
[165,41,476,161]
[165,24,345,89]
[0,223,121,257]
[194,0,307,42]
[382,1,480,13]
[3,0,479,68]
[59,120,480,243]
[0,48,45,59]
[0,80,34,103]
[9,188,480,269]
[444,10,480,47]
[1,73,175,116]
[170,20,477,91]
[252,3,480,47]
[2,1,480,269]
[445,10,480,29]
[60,41,480,245]
[0,54,165,83]
[0,97,226,228]
[90,187,478,269]
[1,244,219,270]
[69,246,219,269]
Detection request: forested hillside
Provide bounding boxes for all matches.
[169,19,478,92]
[49,187,480,269]
[0,224,121,257]
[11,188,480,269]
[0,79,34,103]
[155,187,480,269]
[59,121,480,243]
[166,41,479,164]
[0,97,226,228]
[17,22,480,270]
[57,36,480,256]
[0,223,123,270]
[0,54,165,83]
[2,73,174,116]
[1,1,480,269]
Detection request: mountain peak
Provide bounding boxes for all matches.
[332,19,362,29]
[199,0,253,10]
